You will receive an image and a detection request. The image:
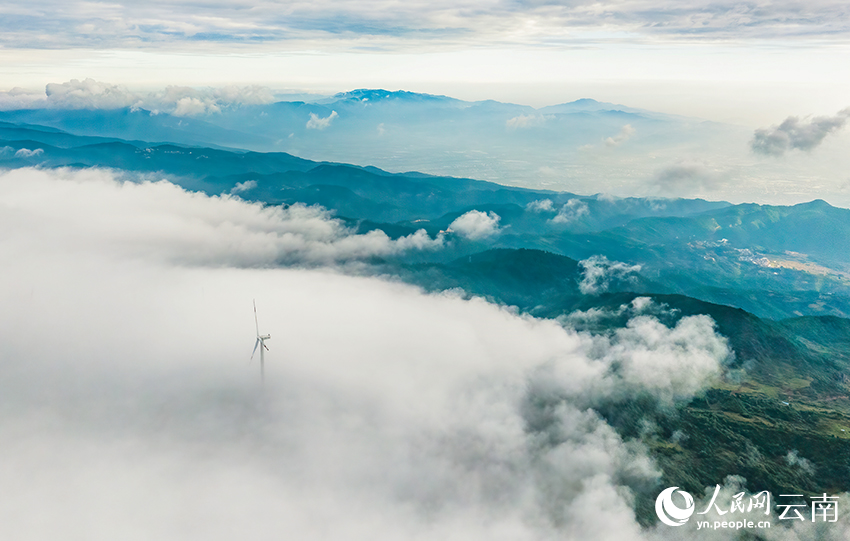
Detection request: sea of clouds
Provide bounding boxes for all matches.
[0,167,846,540]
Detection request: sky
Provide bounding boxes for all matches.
[1,1,850,124]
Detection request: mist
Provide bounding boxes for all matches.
[0,167,836,540]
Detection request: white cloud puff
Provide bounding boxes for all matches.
[306,110,339,130]
[448,209,502,239]
[579,255,642,294]
[230,180,258,194]
[14,148,44,158]
[605,124,636,147]
[506,114,546,129]
[526,198,555,212]
[0,168,442,266]
[550,198,589,224]
[45,78,138,109]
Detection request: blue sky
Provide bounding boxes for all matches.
[1,1,850,122]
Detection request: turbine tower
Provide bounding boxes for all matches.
[251,299,271,382]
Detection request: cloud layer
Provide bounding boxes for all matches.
[3,1,850,50]
[0,78,277,115]
[0,168,442,266]
[0,167,741,539]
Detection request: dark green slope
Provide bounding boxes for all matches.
[0,138,317,178]
[607,199,850,268]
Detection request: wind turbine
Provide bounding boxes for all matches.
[251,299,271,382]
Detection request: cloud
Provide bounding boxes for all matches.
[784,449,816,476]
[230,180,257,194]
[0,168,442,266]
[0,86,49,110]
[605,124,635,147]
[45,78,139,109]
[14,148,43,158]
[506,114,546,129]
[0,79,277,116]
[526,198,555,212]
[2,1,850,50]
[154,84,276,116]
[448,210,502,239]
[594,314,727,404]
[550,198,589,224]
[751,109,850,156]
[306,110,339,130]
[172,96,217,116]
[0,166,742,540]
[579,255,642,294]
[652,161,727,195]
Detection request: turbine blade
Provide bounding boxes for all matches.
[263,341,269,351]
[253,299,259,335]
[250,337,260,361]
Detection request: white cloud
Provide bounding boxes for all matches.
[784,449,815,476]
[45,78,138,109]
[230,180,258,194]
[550,199,589,224]
[506,114,545,129]
[0,168,442,266]
[13,148,43,158]
[579,255,642,294]
[172,96,216,116]
[0,79,277,116]
[597,314,727,404]
[0,87,49,110]
[448,210,501,240]
[605,124,635,147]
[306,110,339,130]
[526,198,555,212]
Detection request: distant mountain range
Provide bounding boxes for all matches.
[2,119,848,321]
[0,89,747,192]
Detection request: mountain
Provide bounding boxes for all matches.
[0,90,749,193]
[0,121,727,222]
[0,107,273,149]
[4,120,850,319]
[538,97,647,115]
[387,247,850,523]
